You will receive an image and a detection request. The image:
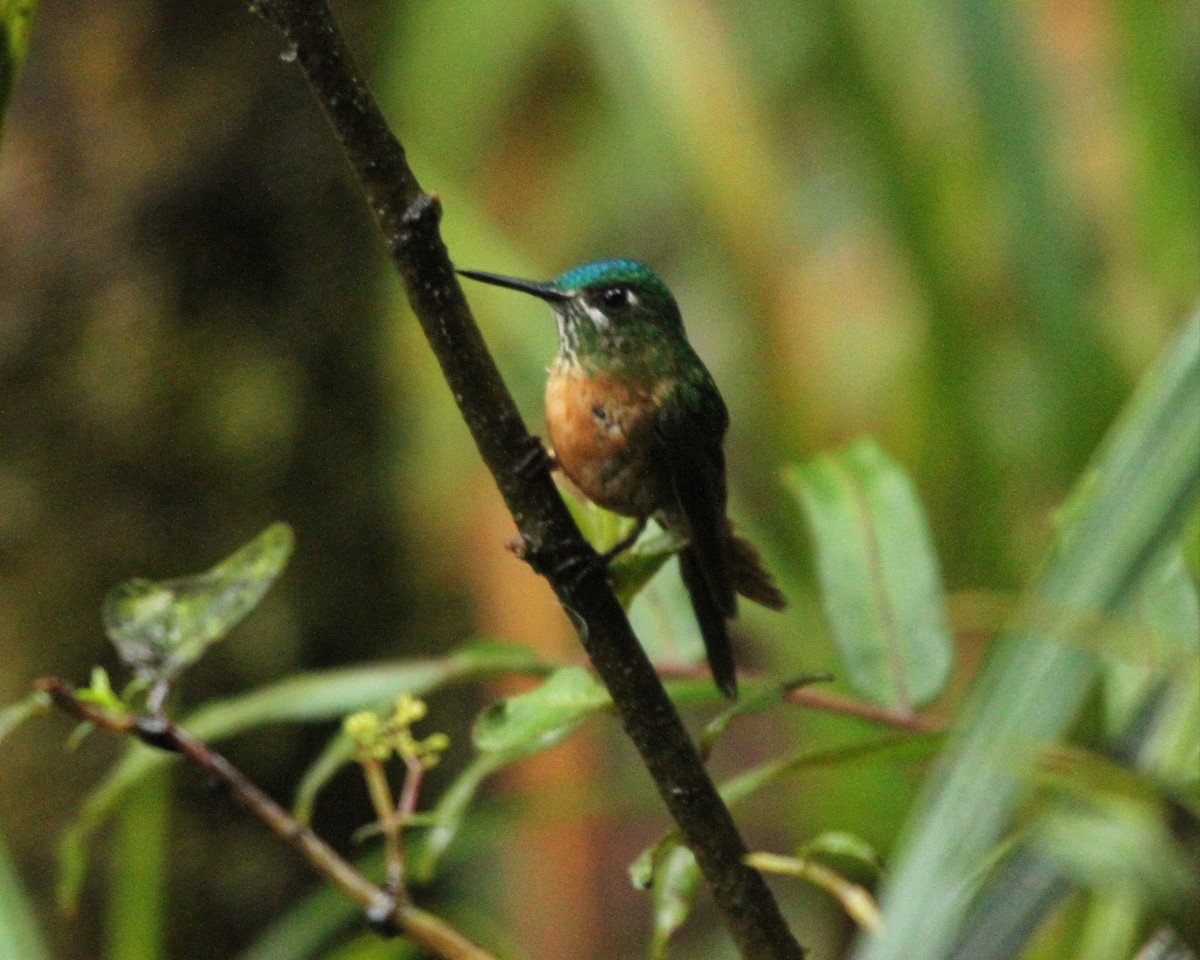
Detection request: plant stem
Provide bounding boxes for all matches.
[248,0,804,956]
[360,758,405,897]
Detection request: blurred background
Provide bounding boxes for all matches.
[0,0,1196,958]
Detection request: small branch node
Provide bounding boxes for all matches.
[133,715,179,752]
[513,435,553,480]
[365,893,402,937]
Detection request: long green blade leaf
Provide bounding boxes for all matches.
[854,308,1200,960]
[0,827,50,960]
[106,770,169,960]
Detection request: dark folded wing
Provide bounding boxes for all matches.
[652,374,735,616]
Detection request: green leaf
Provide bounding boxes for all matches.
[797,831,884,874]
[745,851,883,932]
[0,0,36,140]
[57,642,545,908]
[630,740,934,949]
[319,931,423,960]
[0,827,50,960]
[1102,545,1200,768]
[1034,798,1199,935]
[627,554,707,669]
[560,495,690,609]
[719,735,939,808]
[628,832,702,957]
[787,438,953,710]
[560,490,639,553]
[855,309,1200,960]
[75,667,128,715]
[648,842,700,959]
[106,770,169,960]
[291,730,355,824]
[472,666,609,753]
[0,691,47,746]
[102,523,294,686]
[609,527,688,609]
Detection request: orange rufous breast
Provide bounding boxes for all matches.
[544,362,674,518]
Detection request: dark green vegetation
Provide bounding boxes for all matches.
[0,1,1196,959]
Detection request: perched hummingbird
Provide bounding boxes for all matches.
[458,259,785,698]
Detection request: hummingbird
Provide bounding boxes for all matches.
[458,259,785,698]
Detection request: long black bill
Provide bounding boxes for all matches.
[457,269,572,303]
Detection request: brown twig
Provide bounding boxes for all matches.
[653,662,944,733]
[785,687,941,732]
[35,678,501,960]
[247,1,805,956]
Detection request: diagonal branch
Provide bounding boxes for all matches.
[249,0,805,956]
[35,678,499,960]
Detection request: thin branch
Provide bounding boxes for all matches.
[785,687,941,732]
[35,678,502,960]
[248,1,805,956]
[654,662,944,733]
[360,758,406,898]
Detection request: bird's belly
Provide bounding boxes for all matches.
[545,366,668,518]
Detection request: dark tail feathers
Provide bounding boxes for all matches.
[728,526,786,611]
[679,547,738,699]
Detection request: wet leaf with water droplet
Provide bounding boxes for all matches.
[102,523,294,685]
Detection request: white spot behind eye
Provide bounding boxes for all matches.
[583,302,611,329]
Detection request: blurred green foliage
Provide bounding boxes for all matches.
[0,0,1196,959]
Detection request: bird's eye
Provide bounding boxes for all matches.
[600,286,633,310]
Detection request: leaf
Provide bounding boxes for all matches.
[291,730,355,824]
[609,527,689,609]
[649,842,700,958]
[745,851,883,932]
[788,437,953,711]
[560,489,639,553]
[1102,545,1200,759]
[0,691,47,746]
[106,770,169,960]
[560,493,692,610]
[0,828,50,960]
[628,832,702,956]
[103,523,294,685]
[0,0,36,140]
[472,666,609,753]
[1034,798,1199,936]
[798,831,884,875]
[627,554,707,668]
[719,735,939,808]
[855,308,1200,960]
[56,642,545,908]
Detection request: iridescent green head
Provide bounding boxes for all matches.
[458,259,687,367]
